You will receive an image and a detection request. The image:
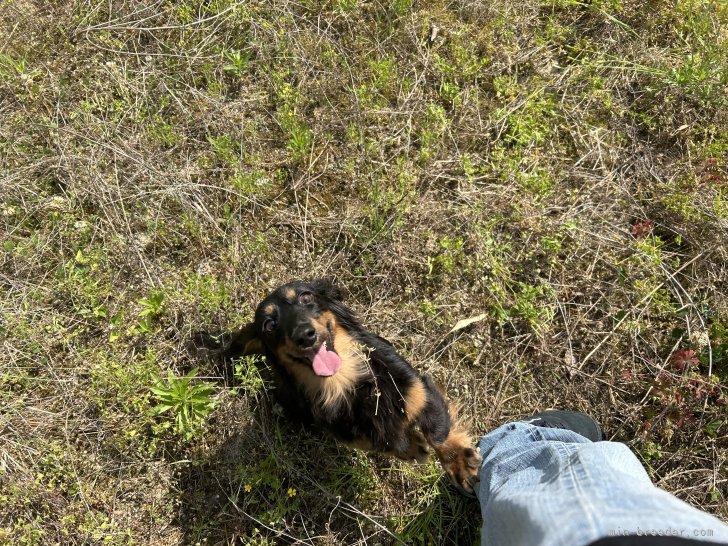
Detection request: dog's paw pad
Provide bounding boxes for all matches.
[444,445,481,495]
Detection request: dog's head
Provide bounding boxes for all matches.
[238,279,352,377]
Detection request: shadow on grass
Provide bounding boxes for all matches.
[174,406,481,544]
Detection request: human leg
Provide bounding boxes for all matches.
[476,414,728,546]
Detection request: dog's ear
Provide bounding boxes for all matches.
[311,278,344,301]
[191,322,263,358]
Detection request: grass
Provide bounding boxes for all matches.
[1,0,727,543]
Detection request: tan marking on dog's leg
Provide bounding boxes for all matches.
[403,380,428,422]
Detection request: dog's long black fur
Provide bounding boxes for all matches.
[195,279,480,493]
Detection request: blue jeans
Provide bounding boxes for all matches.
[476,423,728,546]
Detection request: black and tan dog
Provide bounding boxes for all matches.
[196,279,480,494]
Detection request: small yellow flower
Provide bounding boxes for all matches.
[244,484,252,493]
[287,487,297,498]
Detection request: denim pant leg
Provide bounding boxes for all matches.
[476,423,728,546]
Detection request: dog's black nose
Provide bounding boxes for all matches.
[294,325,317,348]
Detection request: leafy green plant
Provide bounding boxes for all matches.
[363,172,415,243]
[224,50,252,76]
[326,451,376,498]
[516,165,554,195]
[36,443,80,496]
[427,236,465,277]
[208,134,240,165]
[0,53,38,80]
[55,248,110,321]
[500,92,559,148]
[230,167,270,196]
[136,290,165,333]
[108,311,124,342]
[232,356,269,395]
[389,0,412,18]
[150,368,216,439]
[286,121,313,160]
[511,282,555,335]
[333,0,358,13]
[233,451,302,528]
[439,80,461,105]
[418,103,449,161]
[273,74,314,161]
[492,74,521,99]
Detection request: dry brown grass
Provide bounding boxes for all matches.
[1,0,726,543]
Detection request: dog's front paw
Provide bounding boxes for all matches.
[441,445,481,496]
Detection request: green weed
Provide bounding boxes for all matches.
[390,0,413,19]
[35,443,79,497]
[427,236,465,278]
[55,248,110,321]
[499,92,559,148]
[208,134,240,166]
[182,273,232,319]
[286,121,314,160]
[326,451,377,500]
[137,289,165,333]
[510,282,556,335]
[230,167,271,196]
[333,0,359,13]
[150,367,217,440]
[418,103,449,161]
[0,54,38,81]
[234,452,302,527]
[364,169,415,242]
[232,356,269,396]
[224,50,252,76]
[148,115,182,147]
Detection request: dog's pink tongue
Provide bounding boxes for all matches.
[311,344,342,376]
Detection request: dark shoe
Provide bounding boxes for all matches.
[520,410,603,441]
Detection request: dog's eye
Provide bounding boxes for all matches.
[263,319,277,333]
[298,292,314,305]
